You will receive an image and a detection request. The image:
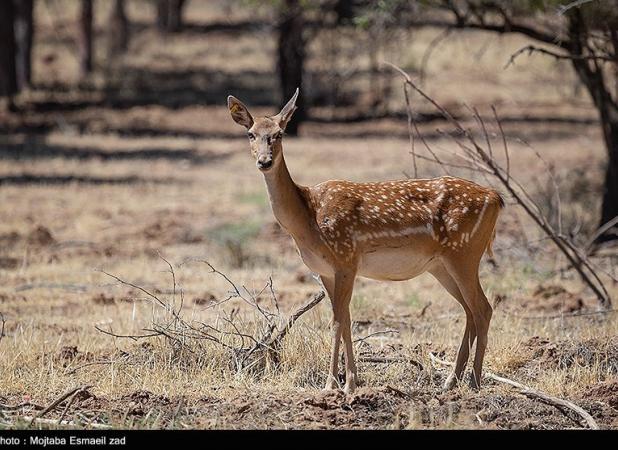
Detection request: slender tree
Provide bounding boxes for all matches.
[108,0,129,56]
[78,0,94,77]
[156,0,186,33]
[14,0,34,90]
[168,0,186,32]
[0,1,17,101]
[277,0,306,136]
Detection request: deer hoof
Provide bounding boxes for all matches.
[343,381,357,395]
[442,373,458,391]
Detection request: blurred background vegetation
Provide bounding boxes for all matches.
[1,0,617,242]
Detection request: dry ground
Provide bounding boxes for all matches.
[0,0,617,430]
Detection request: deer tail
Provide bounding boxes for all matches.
[485,192,504,258]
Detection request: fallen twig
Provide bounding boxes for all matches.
[385,385,410,399]
[485,371,599,430]
[169,398,185,429]
[57,387,89,425]
[29,385,92,427]
[0,312,5,346]
[499,307,618,321]
[428,353,599,430]
[0,401,44,412]
[64,360,114,375]
[418,302,432,317]
[22,416,111,429]
[359,355,424,370]
[354,329,399,344]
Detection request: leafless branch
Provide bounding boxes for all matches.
[500,307,618,320]
[403,82,418,178]
[487,372,599,429]
[96,259,326,374]
[268,290,325,351]
[385,61,612,309]
[354,329,399,344]
[429,353,598,429]
[419,27,454,85]
[586,216,618,253]
[504,44,614,69]
[557,0,597,16]
[21,416,111,429]
[359,355,424,371]
[0,312,5,346]
[57,387,91,425]
[0,401,44,412]
[29,385,93,427]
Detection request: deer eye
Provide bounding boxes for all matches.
[247,132,255,140]
[274,132,283,140]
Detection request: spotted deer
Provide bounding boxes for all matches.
[227,89,504,394]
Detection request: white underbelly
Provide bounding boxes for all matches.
[358,247,435,281]
[297,244,335,278]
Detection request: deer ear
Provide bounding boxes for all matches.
[227,95,254,129]
[274,88,299,130]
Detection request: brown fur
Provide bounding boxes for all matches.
[228,90,503,393]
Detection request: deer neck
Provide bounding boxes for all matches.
[262,153,313,239]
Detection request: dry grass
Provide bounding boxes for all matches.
[0,0,617,430]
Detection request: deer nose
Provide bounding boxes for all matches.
[257,158,273,170]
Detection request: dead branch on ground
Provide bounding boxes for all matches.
[0,401,44,412]
[0,312,5,346]
[358,355,424,370]
[29,385,93,428]
[22,416,111,429]
[428,353,599,430]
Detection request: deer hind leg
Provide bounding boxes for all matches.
[430,263,476,391]
[443,258,492,390]
[470,280,492,389]
[321,271,357,392]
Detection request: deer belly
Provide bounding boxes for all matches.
[296,245,335,278]
[358,247,434,281]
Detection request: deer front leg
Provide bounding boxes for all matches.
[321,271,356,392]
[341,305,358,394]
[321,276,340,390]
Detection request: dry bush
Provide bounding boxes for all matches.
[95,256,326,378]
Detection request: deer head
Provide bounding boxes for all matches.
[227,88,299,172]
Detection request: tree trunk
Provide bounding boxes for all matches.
[167,0,185,32]
[157,0,185,33]
[156,0,169,31]
[0,0,17,100]
[78,0,94,77]
[108,0,129,57]
[277,0,305,136]
[14,0,34,90]
[567,11,618,242]
[334,0,355,24]
[597,117,618,242]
